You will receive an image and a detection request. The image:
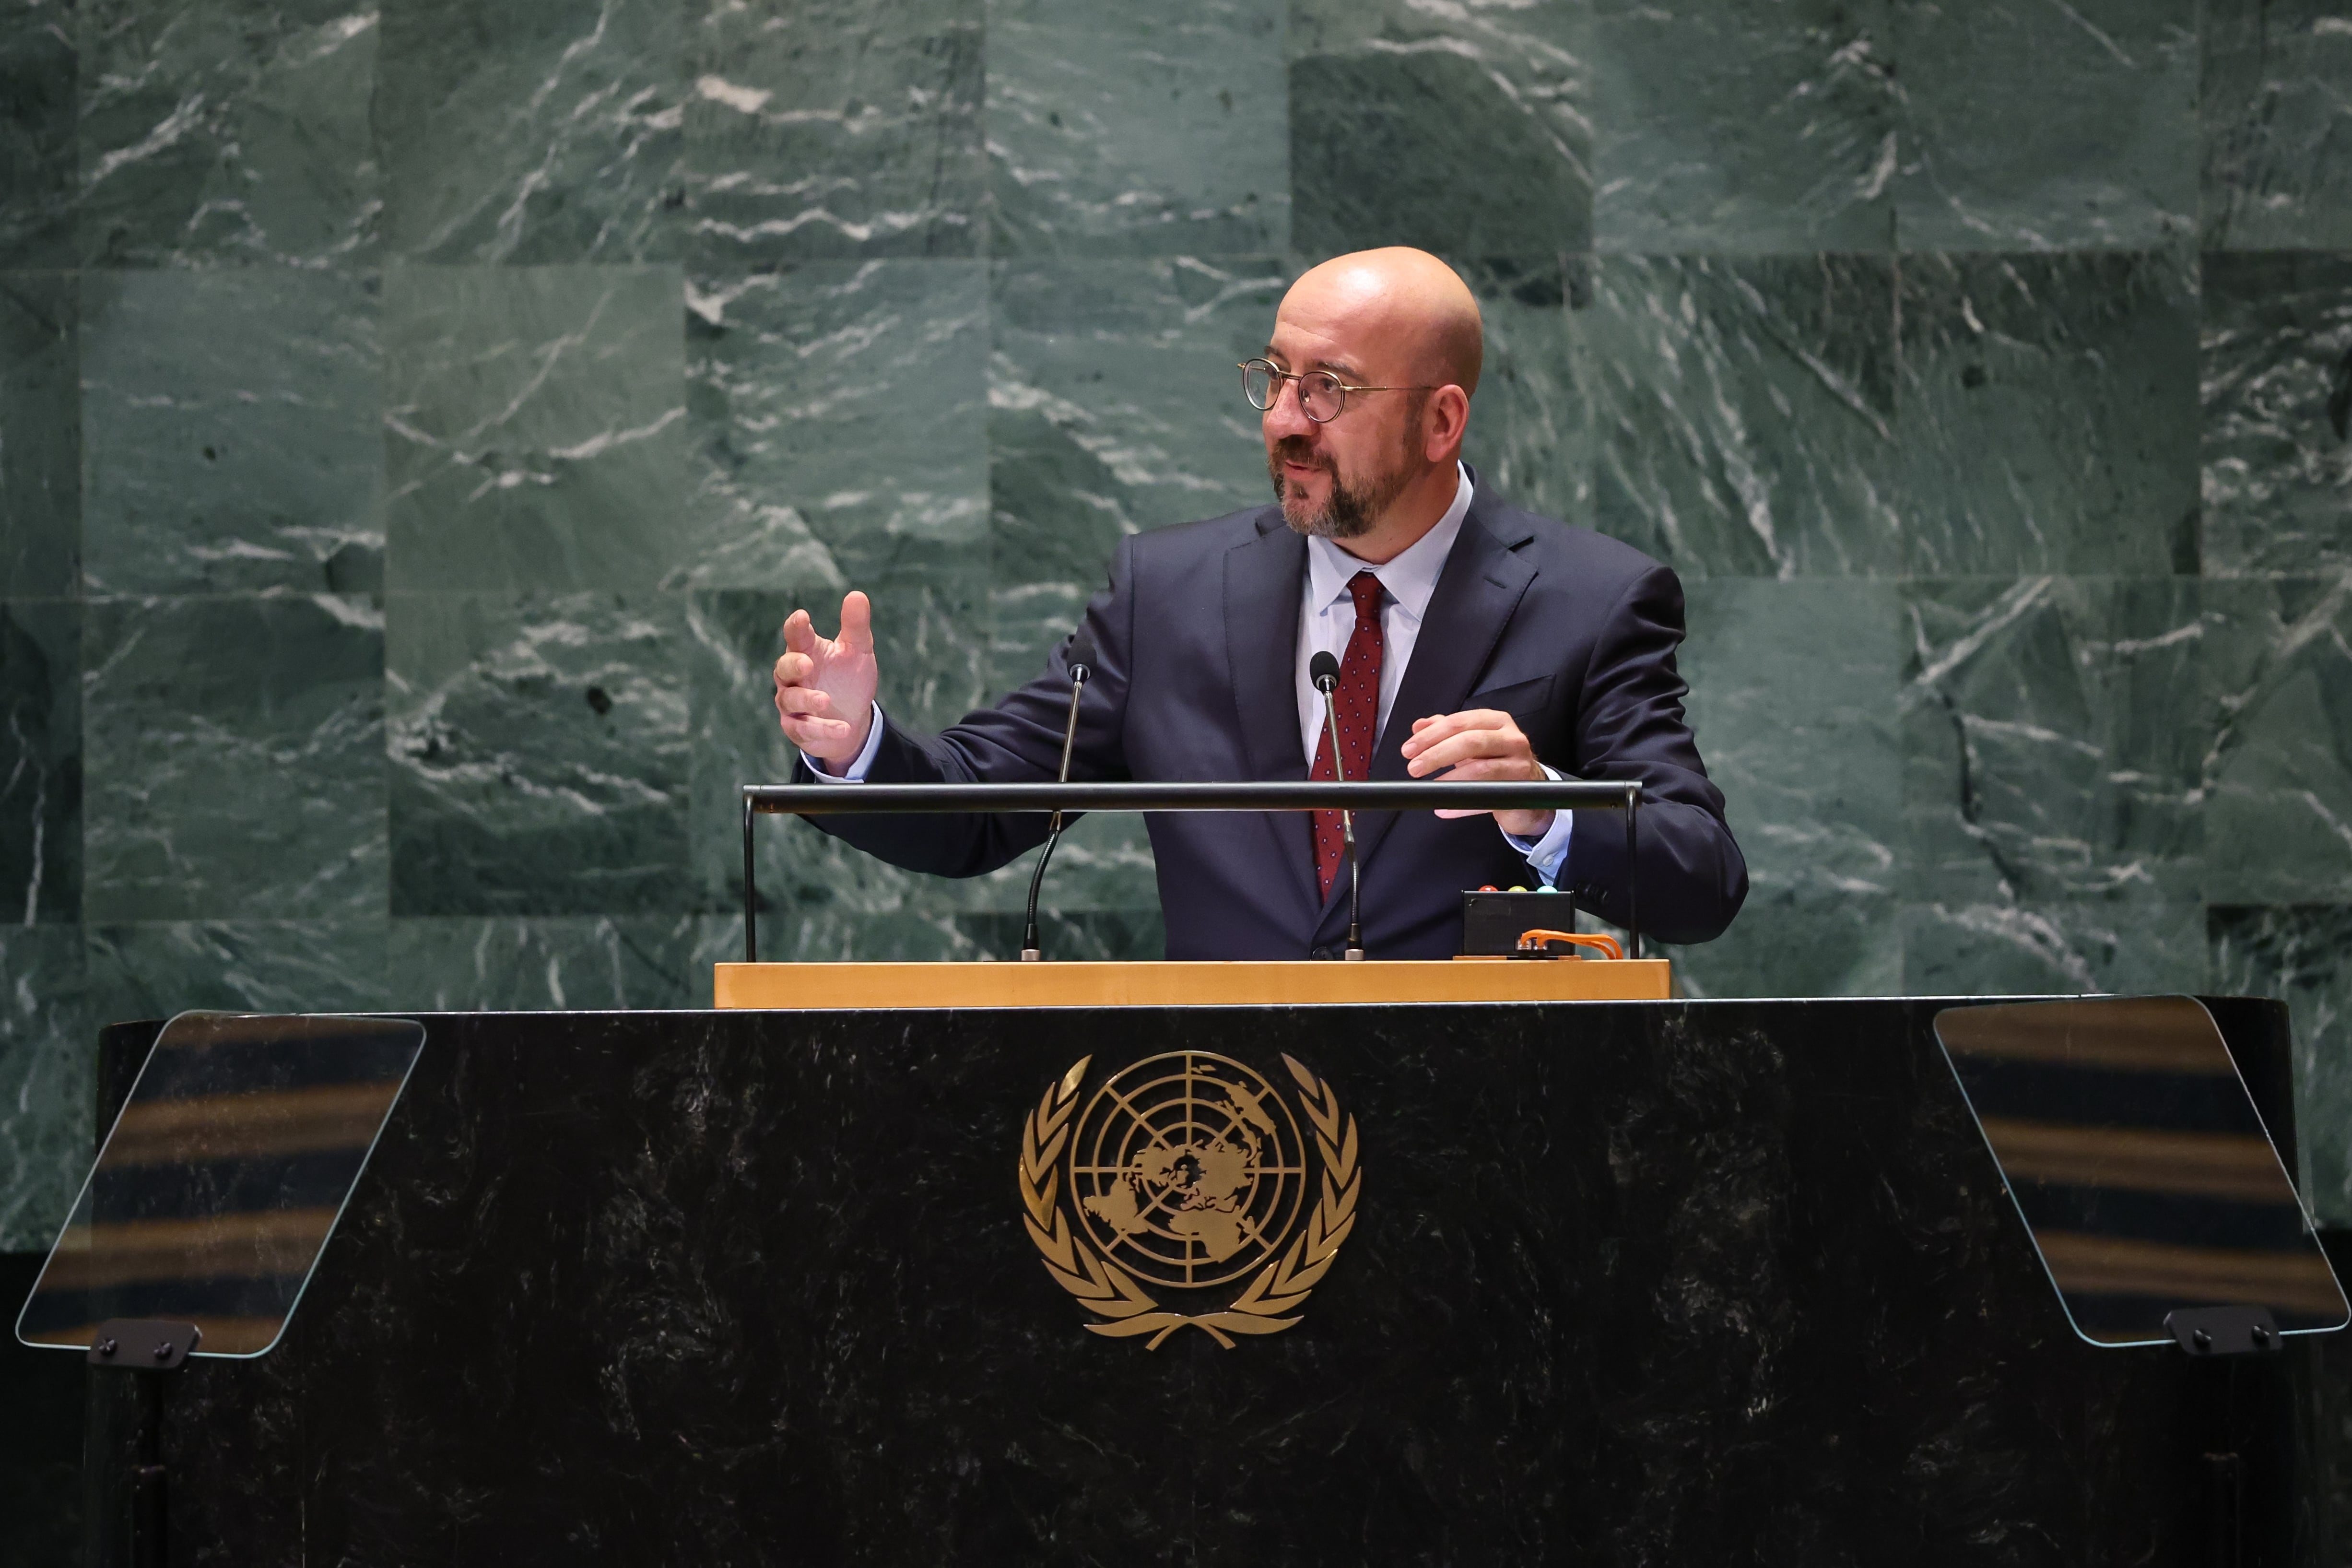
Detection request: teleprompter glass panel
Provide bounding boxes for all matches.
[1934,995,2349,1347]
[14,1011,424,1358]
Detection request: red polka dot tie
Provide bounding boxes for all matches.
[1311,571,1385,901]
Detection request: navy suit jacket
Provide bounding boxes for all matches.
[802,478,1748,958]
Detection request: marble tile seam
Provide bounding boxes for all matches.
[35,574,2352,609]
[63,588,387,605]
[7,252,2260,297]
[26,246,2343,283]
[34,39,2346,249]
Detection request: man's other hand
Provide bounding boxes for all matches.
[1400,709,1552,838]
[774,591,879,766]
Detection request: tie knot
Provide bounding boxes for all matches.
[1348,571,1383,617]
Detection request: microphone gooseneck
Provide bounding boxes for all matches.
[1308,652,1364,961]
[1021,631,1094,961]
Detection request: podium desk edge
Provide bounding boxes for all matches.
[710,959,1674,1009]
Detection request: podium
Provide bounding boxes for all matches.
[64,988,2338,1566]
[712,957,1673,1007]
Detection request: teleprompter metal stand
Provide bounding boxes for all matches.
[16,1012,426,1568]
[2167,1305,2284,1357]
[735,778,1645,963]
[87,1320,201,1568]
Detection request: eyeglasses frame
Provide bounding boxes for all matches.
[1237,358,1440,424]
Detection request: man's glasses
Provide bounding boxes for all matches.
[1238,358,1437,424]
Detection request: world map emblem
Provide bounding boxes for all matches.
[1017,1051,1361,1348]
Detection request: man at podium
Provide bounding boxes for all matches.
[770,248,1746,960]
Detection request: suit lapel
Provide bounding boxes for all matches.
[1224,515,1320,914]
[1225,514,1309,778]
[1340,492,1538,894]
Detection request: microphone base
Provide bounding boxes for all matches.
[1020,948,1043,963]
[1343,947,1365,962]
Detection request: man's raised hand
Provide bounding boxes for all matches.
[773,591,880,766]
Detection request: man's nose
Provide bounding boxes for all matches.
[1262,378,1317,441]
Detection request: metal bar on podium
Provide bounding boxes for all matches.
[737,778,1642,964]
[741,790,758,968]
[1624,781,1638,958]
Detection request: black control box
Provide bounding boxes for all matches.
[1460,887,1578,955]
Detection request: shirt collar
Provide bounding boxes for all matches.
[1305,462,1474,624]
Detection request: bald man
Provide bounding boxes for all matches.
[773,248,1746,958]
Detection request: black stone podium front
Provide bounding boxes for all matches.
[85,997,2319,1566]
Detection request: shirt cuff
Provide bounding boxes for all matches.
[1499,763,1576,886]
[801,703,886,782]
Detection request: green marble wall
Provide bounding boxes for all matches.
[3,0,2352,1245]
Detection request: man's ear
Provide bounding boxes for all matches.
[1424,385,1471,462]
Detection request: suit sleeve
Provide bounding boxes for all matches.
[793,537,1137,878]
[1558,564,1749,944]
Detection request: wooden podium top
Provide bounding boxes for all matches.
[711,958,1671,1010]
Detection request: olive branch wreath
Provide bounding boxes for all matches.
[1018,1052,1360,1350]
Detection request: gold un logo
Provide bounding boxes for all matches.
[1017,1050,1361,1348]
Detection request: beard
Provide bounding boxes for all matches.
[1268,436,1417,540]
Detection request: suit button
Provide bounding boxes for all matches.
[1309,944,1339,961]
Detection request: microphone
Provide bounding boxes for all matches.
[1021,630,1095,961]
[1308,651,1364,961]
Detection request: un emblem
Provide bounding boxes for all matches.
[1017,1051,1361,1348]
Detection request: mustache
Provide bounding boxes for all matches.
[1270,436,1329,470]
